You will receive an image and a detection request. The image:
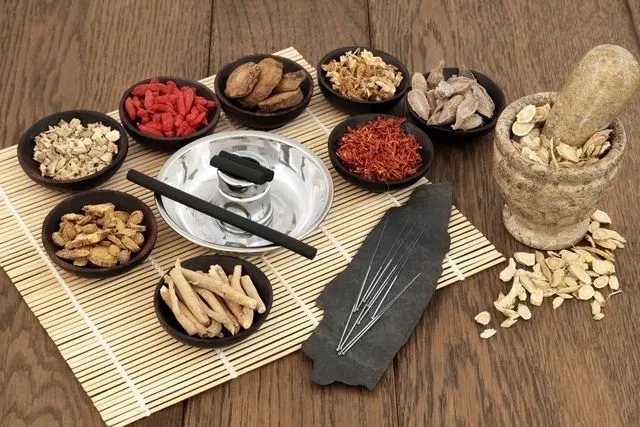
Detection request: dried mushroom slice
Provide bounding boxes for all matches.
[257,88,303,112]
[426,59,445,89]
[273,70,307,93]
[407,89,430,121]
[471,83,495,118]
[225,62,261,98]
[411,72,428,94]
[452,91,479,130]
[240,58,283,107]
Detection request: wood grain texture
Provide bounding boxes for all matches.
[627,0,640,42]
[0,0,211,425]
[209,0,370,71]
[185,2,395,426]
[369,0,640,425]
[0,0,212,149]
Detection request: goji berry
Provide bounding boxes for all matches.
[124,97,136,120]
[132,96,142,109]
[161,113,174,132]
[195,104,208,114]
[150,103,176,114]
[166,80,177,89]
[176,91,187,116]
[164,130,176,137]
[145,120,164,132]
[182,126,195,136]
[195,96,208,106]
[136,108,149,118]
[153,113,162,124]
[176,121,190,136]
[202,117,208,126]
[190,106,199,115]
[206,100,216,109]
[144,90,154,109]
[141,116,150,124]
[183,87,195,111]
[138,124,163,136]
[132,84,151,96]
[188,111,206,127]
[150,78,160,84]
[174,114,185,127]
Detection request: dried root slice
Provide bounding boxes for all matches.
[480,328,497,339]
[195,287,238,334]
[500,318,518,328]
[474,311,491,326]
[56,248,91,260]
[118,249,131,264]
[120,236,141,252]
[514,252,536,267]
[169,261,211,326]
[160,286,199,336]
[499,258,516,282]
[181,267,257,309]
[241,275,266,314]
[591,209,611,224]
[88,246,117,268]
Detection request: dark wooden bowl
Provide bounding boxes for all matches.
[118,76,221,152]
[154,254,273,348]
[328,114,434,193]
[17,110,129,192]
[316,46,410,114]
[214,54,313,130]
[406,67,506,142]
[41,190,158,278]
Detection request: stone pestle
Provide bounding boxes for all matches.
[542,44,640,148]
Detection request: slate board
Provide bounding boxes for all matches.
[302,182,453,390]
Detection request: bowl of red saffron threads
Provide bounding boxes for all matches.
[328,114,434,192]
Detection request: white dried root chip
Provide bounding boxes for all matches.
[577,285,595,301]
[517,304,532,320]
[593,276,609,289]
[552,297,564,309]
[530,290,543,307]
[515,104,536,123]
[556,143,580,162]
[474,311,491,326]
[593,312,605,321]
[499,258,517,282]
[609,275,620,291]
[501,318,518,328]
[591,259,613,275]
[594,291,605,304]
[588,221,600,234]
[591,209,611,224]
[512,121,536,137]
[590,300,601,315]
[568,264,591,285]
[480,328,497,339]
[514,252,536,267]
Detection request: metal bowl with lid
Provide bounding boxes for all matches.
[155,131,334,253]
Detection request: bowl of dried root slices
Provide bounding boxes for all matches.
[317,46,410,114]
[406,62,506,141]
[214,54,313,129]
[17,110,129,192]
[154,255,272,348]
[41,190,158,277]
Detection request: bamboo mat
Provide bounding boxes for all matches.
[0,47,504,426]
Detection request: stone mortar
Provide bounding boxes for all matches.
[493,92,626,250]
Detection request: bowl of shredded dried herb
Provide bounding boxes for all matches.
[328,114,434,192]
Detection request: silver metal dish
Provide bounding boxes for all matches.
[155,131,334,253]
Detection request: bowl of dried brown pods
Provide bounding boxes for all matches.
[406,62,505,142]
[17,110,129,192]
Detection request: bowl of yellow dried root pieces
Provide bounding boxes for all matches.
[41,190,158,277]
[154,255,272,348]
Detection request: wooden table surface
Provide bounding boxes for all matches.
[2,1,640,426]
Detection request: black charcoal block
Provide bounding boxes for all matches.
[301,182,453,389]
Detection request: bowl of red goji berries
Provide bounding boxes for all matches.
[118,76,220,152]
